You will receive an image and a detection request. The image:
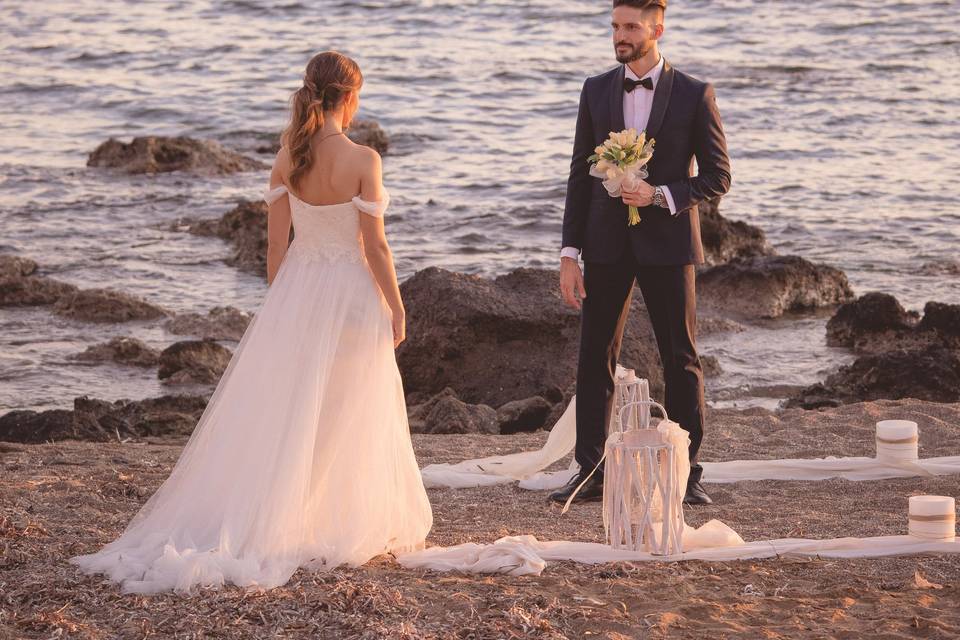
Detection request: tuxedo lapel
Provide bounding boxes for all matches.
[645,59,674,140]
[609,65,626,132]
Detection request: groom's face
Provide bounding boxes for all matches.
[611,7,662,63]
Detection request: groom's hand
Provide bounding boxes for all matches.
[560,257,586,310]
[622,181,655,207]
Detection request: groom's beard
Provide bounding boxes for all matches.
[615,42,651,63]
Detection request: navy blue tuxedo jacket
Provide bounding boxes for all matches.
[562,61,732,266]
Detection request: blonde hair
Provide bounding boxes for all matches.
[282,51,363,189]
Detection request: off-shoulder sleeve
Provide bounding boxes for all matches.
[263,184,288,205]
[352,191,390,218]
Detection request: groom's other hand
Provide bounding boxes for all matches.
[621,181,655,207]
[560,257,587,310]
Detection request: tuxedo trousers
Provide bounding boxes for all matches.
[574,251,705,483]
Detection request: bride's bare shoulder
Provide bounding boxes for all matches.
[345,137,381,165]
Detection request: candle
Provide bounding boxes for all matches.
[908,495,956,541]
[876,420,919,461]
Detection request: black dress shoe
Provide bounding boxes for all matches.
[683,480,713,505]
[548,471,604,504]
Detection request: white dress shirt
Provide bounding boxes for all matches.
[561,56,677,261]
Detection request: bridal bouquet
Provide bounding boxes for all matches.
[587,128,656,226]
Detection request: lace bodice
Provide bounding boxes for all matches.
[263,185,390,265]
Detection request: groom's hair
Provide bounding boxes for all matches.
[613,0,667,15]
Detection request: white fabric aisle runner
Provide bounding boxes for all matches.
[397,534,960,576]
[419,397,960,490]
[702,455,960,483]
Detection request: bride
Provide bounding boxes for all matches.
[71,51,433,594]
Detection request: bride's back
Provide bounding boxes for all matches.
[289,135,366,206]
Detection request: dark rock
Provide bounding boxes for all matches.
[165,306,253,341]
[918,301,960,345]
[158,340,232,384]
[784,384,842,410]
[53,288,169,323]
[700,354,723,378]
[698,315,746,336]
[0,255,37,279]
[0,409,74,443]
[254,119,390,155]
[0,394,208,443]
[698,255,855,319]
[180,200,284,276]
[787,345,960,409]
[88,136,267,175]
[826,295,959,354]
[120,395,208,438]
[0,275,78,307]
[826,293,920,352]
[397,267,664,408]
[408,388,498,435]
[0,254,79,307]
[496,396,553,434]
[918,260,960,276]
[70,337,160,367]
[698,198,772,266]
[543,402,569,432]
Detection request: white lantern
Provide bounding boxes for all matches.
[607,367,650,435]
[603,400,685,556]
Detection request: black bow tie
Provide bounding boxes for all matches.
[623,76,654,93]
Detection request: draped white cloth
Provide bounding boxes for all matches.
[414,386,960,574]
[420,395,960,490]
[397,533,960,576]
[702,455,960,483]
[71,186,431,593]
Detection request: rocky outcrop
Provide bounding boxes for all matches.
[179,200,281,276]
[917,301,960,345]
[88,136,267,175]
[698,315,747,336]
[496,396,554,434]
[698,198,772,266]
[158,340,232,385]
[53,288,169,323]
[791,296,960,408]
[827,294,959,353]
[407,388,498,435]
[700,354,723,378]
[254,119,390,155]
[0,255,78,307]
[698,255,854,319]
[787,345,960,409]
[165,306,252,341]
[70,337,160,367]
[0,395,208,443]
[826,293,920,352]
[0,255,37,279]
[397,267,664,408]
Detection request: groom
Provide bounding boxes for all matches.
[550,0,731,506]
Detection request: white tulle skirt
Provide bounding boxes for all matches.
[71,251,433,594]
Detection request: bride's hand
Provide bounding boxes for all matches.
[392,309,406,348]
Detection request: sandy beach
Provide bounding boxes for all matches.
[3,398,958,639]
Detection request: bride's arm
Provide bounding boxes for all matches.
[266,150,293,285]
[357,150,405,346]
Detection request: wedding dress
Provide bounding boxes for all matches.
[71,185,433,594]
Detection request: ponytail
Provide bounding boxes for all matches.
[281,52,363,189]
